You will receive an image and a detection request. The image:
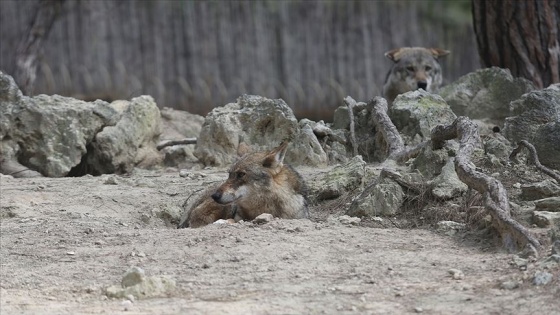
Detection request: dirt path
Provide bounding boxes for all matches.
[1,169,558,314]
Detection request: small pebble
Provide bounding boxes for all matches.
[104,175,119,185]
[66,251,76,256]
[253,213,274,224]
[500,280,519,290]
[121,299,133,311]
[533,271,553,286]
[414,307,424,313]
[448,268,464,280]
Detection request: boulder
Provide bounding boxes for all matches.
[532,122,560,170]
[429,158,468,200]
[346,177,404,218]
[520,180,560,200]
[503,84,560,170]
[85,96,162,174]
[534,197,560,212]
[300,119,349,164]
[159,107,204,167]
[390,90,457,144]
[308,156,367,201]
[439,67,535,121]
[532,211,560,228]
[194,95,327,167]
[0,71,162,177]
[411,144,452,178]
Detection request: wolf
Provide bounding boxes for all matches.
[382,47,450,105]
[177,141,309,228]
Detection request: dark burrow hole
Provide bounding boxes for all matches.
[67,143,101,177]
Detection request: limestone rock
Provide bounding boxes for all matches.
[437,221,467,235]
[0,71,163,177]
[122,267,146,288]
[0,71,118,177]
[86,96,162,174]
[160,107,204,140]
[520,180,560,200]
[253,213,274,224]
[504,84,560,170]
[160,107,204,167]
[440,67,535,120]
[532,211,560,228]
[106,275,176,299]
[331,101,382,162]
[411,144,451,178]
[532,271,553,286]
[532,122,560,170]
[430,158,468,200]
[308,156,367,201]
[194,95,327,167]
[337,215,361,225]
[534,197,560,212]
[390,90,457,143]
[300,119,348,165]
[346,177,404,218]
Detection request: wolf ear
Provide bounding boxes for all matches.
[237,142,252,157]
[262,142,288,169]
[429,48,450,59]
[384,48,404,62]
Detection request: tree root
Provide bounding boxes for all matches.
[369,95,540,252]
[343,96,359,156]
[431,117,541,251]
[510,140,560,183]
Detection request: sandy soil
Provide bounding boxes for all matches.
[1,167,559,315]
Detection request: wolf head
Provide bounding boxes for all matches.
[211,142,289,206]
[382,47,450,104]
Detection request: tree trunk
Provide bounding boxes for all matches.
[472,0,560,88]
[14,0,65,95]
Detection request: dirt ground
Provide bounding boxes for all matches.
[1,165,559,315]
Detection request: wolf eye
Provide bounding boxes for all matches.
[235,171,245,179]
[406,66,415,72]
[425,66,432,71]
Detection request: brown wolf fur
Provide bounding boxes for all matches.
[382,47,450,105]
[177,142,309,228]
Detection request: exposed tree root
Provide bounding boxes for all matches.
[343,96,359,156]
[431,117,541,251]
[156,138,197,150]
[368,96,540,252]
[369,97,429,162]
[510,140,560,183]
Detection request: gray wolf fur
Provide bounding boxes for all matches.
[178,142,309,228]
[382,47,450,104]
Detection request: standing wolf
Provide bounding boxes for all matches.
[178,142,309,228]
[382,47,450,105]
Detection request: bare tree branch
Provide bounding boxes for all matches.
[157,138,197,150]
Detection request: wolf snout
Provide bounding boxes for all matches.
[417,81,428,90]
[211,191,222,202]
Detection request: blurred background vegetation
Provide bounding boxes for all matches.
[0,0,477,121]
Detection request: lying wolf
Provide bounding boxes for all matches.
[178,142,309,228]
[382,47,450,105]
